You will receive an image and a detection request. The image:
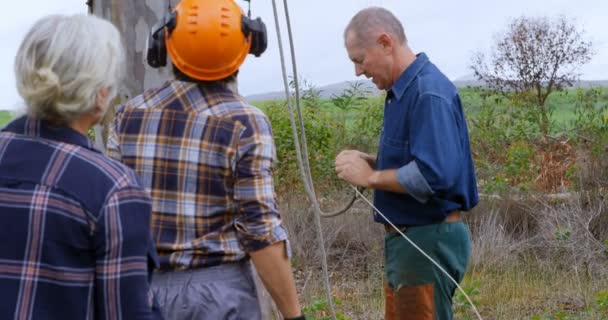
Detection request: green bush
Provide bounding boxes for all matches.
[256,85,608,195]
[504,140,539,189]
[572,88,608,157]
[348,97,383,152]
[264,102,338,192]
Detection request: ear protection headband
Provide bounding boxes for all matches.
[146,12,177,68]
[146,9,267,68]
[242,15,267,57]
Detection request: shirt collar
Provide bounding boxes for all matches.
[389,52,429,101]
[2,116,99,152]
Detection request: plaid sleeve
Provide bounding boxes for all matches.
[106,107,124,161]
[233,113,289,253]
[94,186,159,319]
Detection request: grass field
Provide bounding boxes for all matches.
[255,87,608,132]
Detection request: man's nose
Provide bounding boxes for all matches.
[355,64,364,77]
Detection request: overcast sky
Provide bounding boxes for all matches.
[1,0,607,110]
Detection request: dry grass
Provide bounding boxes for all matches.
[277,189,608,319]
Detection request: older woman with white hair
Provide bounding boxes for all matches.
[0,14,162,319]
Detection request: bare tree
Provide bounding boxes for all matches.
[471,16,594,138]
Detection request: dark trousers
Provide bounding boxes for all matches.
[384,221,471,320]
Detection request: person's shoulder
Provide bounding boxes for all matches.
[415,64,458,100]
[50,147,147,217]
[233,102,269,122]
[79,149,144,191]
[116,81,175,116]
[212,97,270,127]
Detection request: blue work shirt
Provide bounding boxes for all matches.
[374,53,479,226]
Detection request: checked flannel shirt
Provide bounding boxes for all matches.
[0,116,161,319]
[107,80,289,270]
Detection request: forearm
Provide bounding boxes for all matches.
[249,241,302,318]
[368,169,407,194]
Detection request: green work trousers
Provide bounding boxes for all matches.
[384,221,470,320]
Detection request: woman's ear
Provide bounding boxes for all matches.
[95,87,111,114]
[90,87,112,124]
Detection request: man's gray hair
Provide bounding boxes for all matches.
[14,14,125,125]
[344,7,407,47]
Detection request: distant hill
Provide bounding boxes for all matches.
[245,80,382,102]
[451,74,608,90]
[245,77,608,102]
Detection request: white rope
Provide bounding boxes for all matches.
[351,186,483,320]
[269,1,337,318]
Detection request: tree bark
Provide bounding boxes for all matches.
[90,0,172,151]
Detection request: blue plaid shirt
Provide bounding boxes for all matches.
[0,116,162,320]
[107,80,289,270]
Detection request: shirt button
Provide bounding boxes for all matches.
[387,99,392,104]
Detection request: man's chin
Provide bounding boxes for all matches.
[370,78,387,90]
[374,83,387,90]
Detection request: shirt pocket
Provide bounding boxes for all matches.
[380,136,411,168]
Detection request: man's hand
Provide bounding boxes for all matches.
[358,151,377,167]
[335,150,375,187]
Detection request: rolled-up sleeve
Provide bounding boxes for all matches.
[397,94,464,203]
[233,114,290,255]
[397,160,434,203]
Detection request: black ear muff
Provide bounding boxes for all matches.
[242,16,267,57]
[147,12,178,68]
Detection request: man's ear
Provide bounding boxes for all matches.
[377,33,394,54]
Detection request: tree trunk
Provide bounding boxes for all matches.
[90,0,172,152]
[89,2,275,319]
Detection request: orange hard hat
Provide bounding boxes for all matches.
[166,0,251,81]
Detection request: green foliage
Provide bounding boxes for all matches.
[595,290,608,314]
[87,128,95,141]
[329,82,369,150]
[0,111,13,127]
[530,290,608,320]
[572,87,608,158]
[260,79,383,192]
[468,91,541,192]
[303,297,351,320]
[504,140,539,189]
[264,102,337,192]
[348,96,384,152]
[330,82,369,112]
[482,174,510,194]
[454,279,481,320]
[530,312,575,320]
[572,88,607,133]
[554,228,572,241]
[255,83,608,195]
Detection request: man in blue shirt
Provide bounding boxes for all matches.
[335,7,479,320]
